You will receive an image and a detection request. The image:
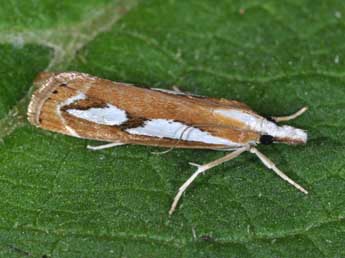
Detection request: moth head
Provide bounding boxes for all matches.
[259,124,307,145]
[214,108,307,146]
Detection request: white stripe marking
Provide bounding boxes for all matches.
[215,109,307,143]
[126,119,240,146]
[57,92,87,137]
[67,104,127,126]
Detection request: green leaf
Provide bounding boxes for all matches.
[1,0,345,257]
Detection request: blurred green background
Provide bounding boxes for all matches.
[1,0,345,257]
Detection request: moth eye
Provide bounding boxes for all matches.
[266,116,277,124]
[260,134,274,145]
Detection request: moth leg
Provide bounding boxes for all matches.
[169,145,249,215]
[271,106,308,123]
[151,147,175,155]
[249,147,308,194]
[87,142,126,151]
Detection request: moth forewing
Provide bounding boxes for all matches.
[27,72,309,215]
[27,72,261,148]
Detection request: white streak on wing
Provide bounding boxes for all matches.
[126,119,240,146]
[67,104,127,126]
[64,92,87,105]
[57,92,87,137]
[215,109,307,143]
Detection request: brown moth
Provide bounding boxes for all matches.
[28,72,308,214]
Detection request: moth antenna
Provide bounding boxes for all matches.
[271,106,308,123]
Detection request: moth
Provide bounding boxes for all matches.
[28,72,308,215]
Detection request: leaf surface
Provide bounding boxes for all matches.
[1,0,345,257]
